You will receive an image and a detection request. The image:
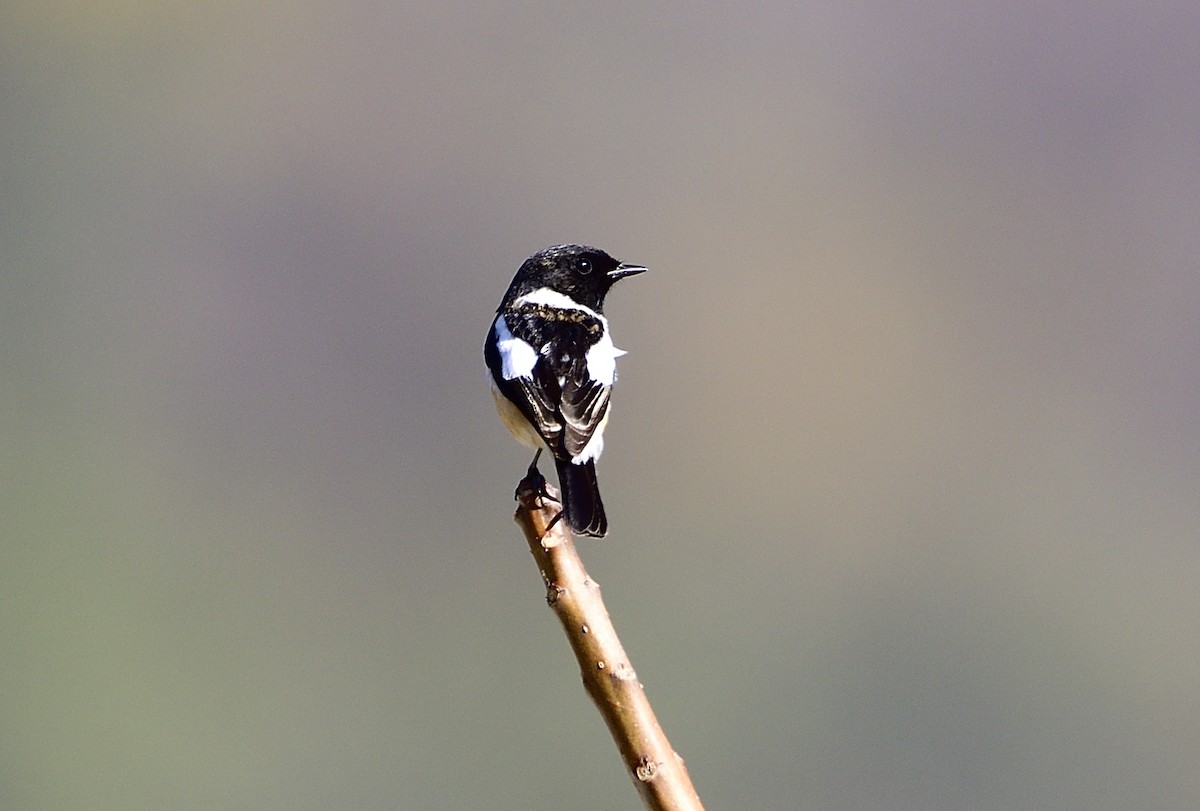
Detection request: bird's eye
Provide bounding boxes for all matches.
[577,259,592,275]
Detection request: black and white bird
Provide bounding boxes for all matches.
[484,244,646,537]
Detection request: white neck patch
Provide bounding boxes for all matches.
[514,287,601,320]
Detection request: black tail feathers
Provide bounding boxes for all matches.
[555,457,607,537]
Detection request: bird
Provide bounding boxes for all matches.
[484,244,646,537]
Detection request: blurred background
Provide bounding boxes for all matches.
[3,2,1198,809]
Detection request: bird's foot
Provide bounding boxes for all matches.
[515,449,567,536]
[515,449,559,504]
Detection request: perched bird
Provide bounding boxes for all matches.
[484,244,646,536]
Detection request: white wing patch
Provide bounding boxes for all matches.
[493,316,537,380]
[585,332,625,386]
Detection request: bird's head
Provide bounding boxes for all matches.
[512,244,646,312]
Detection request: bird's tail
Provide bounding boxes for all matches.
[555,457,607,537]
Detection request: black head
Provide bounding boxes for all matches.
[504,244,646,312]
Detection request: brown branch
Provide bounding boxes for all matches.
[513,471,706,811]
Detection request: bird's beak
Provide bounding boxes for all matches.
[607,263,648,282]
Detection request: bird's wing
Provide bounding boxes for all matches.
[560,374,610,460]
[503,360,565,447]
[487,309,611,462]
[485,319,564,448]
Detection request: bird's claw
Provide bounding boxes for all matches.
[515,448,560,505]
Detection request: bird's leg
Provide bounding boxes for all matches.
[526,448,544,483]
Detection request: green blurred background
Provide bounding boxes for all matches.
[3,2,1198,809]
